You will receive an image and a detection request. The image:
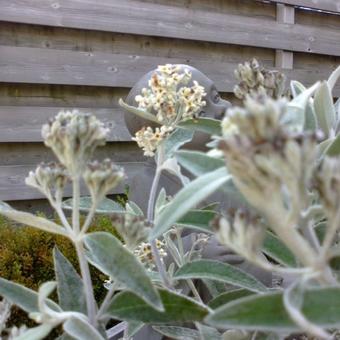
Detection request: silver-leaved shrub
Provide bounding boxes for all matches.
[0,62,339,339]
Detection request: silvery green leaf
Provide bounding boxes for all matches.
[150,167,230,240]
[127,321,144,338]
[0,201,67,236]
[290,80,306,98]
[63,317,105,340]
[202,279,226,298]
[196,323,221,340]
[222,329,250,340]
[317,138,333,158]
[84,232,162,311]
[327,65,340,91]
[163,128,194,159]
[37,281,63,317]
[262,232,297,268]
[161,157,189,185]
[105,289,208,323]
[125,201,144,216]
[14,324,54,340]
[53,247,87,313]
[176,150,225,177]
[177,209,216,233]
[0,277,59,313]
[119,98,159,124]
[153,325,200,339]
[178,117,222,135]
[206,287,340,331]
[62,196,124,214]
[208,289,255,309]
[174,260,267,293]
[155,188,167,216]
[325,134,340,156]
[290,80,317,131]
[285,82,320,131]
[314,81,336,136]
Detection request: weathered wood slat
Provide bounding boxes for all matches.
[0,106,130,142]
[0,161,181,206]
[0,162,146,200]
[0,0,339,56]
[0,46,339,96]
[0,142,145,166]
[268,0,340,13]
[0,45,237,91]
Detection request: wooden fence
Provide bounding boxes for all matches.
[0,0,339,205]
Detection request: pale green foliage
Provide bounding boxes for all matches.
[0,63,339,340]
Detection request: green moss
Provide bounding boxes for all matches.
[0,214,119,332]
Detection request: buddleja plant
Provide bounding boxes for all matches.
[0,61,339,340]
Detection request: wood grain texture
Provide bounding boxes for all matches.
[0,142,145,166]
[0,0,339,55]
[268,0,340,13]
[0,162,148,200]
[275,4,294,69]
[1,46,339,96]
[0,161,182,202]
[0,106,131,142]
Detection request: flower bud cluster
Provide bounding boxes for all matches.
[134,239,167,270]
[28,110,124,206]
[214,210,264,261]
[42,110,109,174]
[132,125,173,157]
[234,58,286,100]
[134,64,206,157]
[25,162,69,204]
[83,159,124,202]
[111,214,151,250]
[219,95,321,213]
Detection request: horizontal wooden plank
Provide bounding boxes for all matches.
[0,142,145,166]
[0,106,130,142]
[0,45,239,91]
[0,0,339,56]
[0,162,181,209]
[0,83,130,108]
[0,46,339,96]
[268,0,340,13]
[0,162,142,200]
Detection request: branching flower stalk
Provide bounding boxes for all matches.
[26,110,125,328]
[146,144,172,288]
[121,64,208,290]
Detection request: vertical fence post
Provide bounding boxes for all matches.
[275,3,295,69]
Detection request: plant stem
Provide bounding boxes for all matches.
[271,215,335,284]
[147,146,171,288]
[187,279,203,303]
[72,175,97,326]
[72,177,80,234]
[75,240,97,327]
[97,281,119,320]
[80,200,97,236]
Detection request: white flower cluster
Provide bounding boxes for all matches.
[132,125,173,157]
[134,64,206,156]
[134,239,167,270]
